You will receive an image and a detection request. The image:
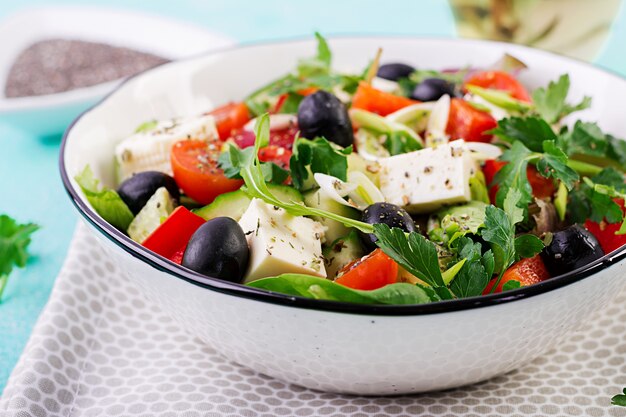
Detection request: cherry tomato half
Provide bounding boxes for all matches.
[465,70,531,102]
[231,123,299,151]
[446,98,498,143]
[483,255,550,294]
[585,199,626,254]
[170,140,243,205]
[335,248,398,291]
[208,102,251,140]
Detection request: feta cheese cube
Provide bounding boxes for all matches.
[238,199,326,282]
[115,114,218,182]
[378,140,476,213]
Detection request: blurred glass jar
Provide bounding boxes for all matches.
[449,0,622,61]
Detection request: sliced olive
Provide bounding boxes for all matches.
[377,63,415,81]
[297,90,354,147]
[410,78,456,101]
[117,171,180,215]
[540,224,604,276]
[359,202,417,251]
[182,217,249,282]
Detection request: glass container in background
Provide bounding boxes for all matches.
[449,0,622,61]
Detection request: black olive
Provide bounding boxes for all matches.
[297,90,354,147]
[182,217,249,282]
[359,202,417,251]
[411,78,456,101]
[117,171,180,215]
[540,224,604,276]
[376,63,415,81]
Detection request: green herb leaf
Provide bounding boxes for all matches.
[514,234,545,258]
[289,137,352,190]
[247,274,433,305]
[75,166,134,231]
[494,141,534,208]
[568,168,626,224]
[297,32,332,78]
[490,116,557,153]
[0,215,39,279]
[611,388,626,407]
[384,130,423,155]
[537,140,579,190]
[502,280,521,291]
[218,144,289,184]
[532,74,591,123]
[449,237,493,298]
[372,224,444,288]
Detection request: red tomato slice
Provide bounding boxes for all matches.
[142,207,206,263]
[465,70,531,102]
[171,140,243,205]
[483,255,550,294]
[258,145,292,171]
[335,249,398,291]
[482,159,556,204]
[231,123,299,151]
[351,82,419,116]
[208,102,251,140]
[446,98,497,143]
[585,199,626,253]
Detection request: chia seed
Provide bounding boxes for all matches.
[4,39,169,98]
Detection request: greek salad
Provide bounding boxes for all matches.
[76,34,626,305]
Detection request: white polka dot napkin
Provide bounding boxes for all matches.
[1,223,626,417]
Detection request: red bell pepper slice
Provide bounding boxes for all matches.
[351,82,419,116]
[142,207,206,264]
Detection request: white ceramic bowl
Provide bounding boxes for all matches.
[60,37,626,395]
[0,6,232,136]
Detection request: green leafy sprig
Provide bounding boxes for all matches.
[0,215,39,301]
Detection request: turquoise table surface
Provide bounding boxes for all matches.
[1,0,625,393]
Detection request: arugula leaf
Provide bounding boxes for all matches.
[532,74,591,123]
[0,215,39,301]
[247,274,433,305]
[612,388,626,407]
[449,237,494,298]
[372,224,444,288]
[490,116,557,152]
[289,137,352,190]
[297,32,332,78]
[218,144,289,184]
[75,166,134,231]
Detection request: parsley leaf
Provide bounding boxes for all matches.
[537,140,579,190]
[449,236,494,298]
[490,116,557,152]
[218,144,289,184]
[494,141,534,208]
[532,74,591,123]
[558,121,608,158]
[481,189,544,283]
[372,224,445,288]
[289,137,352,190]
[568,168,626,224]
[0,215,39,301]
[75,166,134,231]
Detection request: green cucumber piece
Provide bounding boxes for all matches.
[323,231,365,279]
[304,189,359,244]
[128,187,175,243]
[194,184,303,221]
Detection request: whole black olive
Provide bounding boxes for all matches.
[297,90,354,147]
[540,224,604,276]
[182,217,249,282]
[377,63,415,81]
[411,78,456,101]
[359,202,417,251]
[117,171,180,215]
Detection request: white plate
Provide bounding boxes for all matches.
[0,6,233,136]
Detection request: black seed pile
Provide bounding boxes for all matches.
[4,39,170,98]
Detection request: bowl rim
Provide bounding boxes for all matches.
[60,34,626,316]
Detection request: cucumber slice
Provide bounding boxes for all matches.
[304,189,359,244]
[194,184,303,221]
[128,187,175,243]
[323,231,365,279]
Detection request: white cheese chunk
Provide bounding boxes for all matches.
[115,114,218,182]
[238,199,326,283]
[378,140,476,214]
